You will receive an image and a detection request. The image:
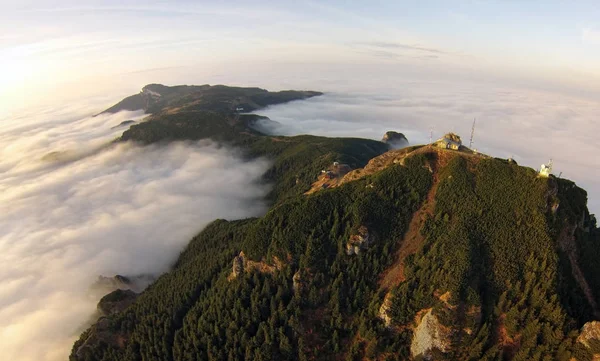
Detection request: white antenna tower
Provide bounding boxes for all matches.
[429,127,434,145]
[469,118,476,149]
[548,159,553,173]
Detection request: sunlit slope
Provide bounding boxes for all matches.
[72,148,600,361]
[110,84,390,204]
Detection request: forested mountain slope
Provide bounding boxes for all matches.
[99,84,322,115]
[104,84,389,203]
[72,144,600,361]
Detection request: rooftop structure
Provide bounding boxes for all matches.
[435,133,462,150]
[539,159,553,177]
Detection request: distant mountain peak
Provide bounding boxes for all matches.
[98,83,322,116]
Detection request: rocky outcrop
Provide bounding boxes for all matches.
[558,222,600,318]
[230,254,245,280]
[228,251,281,280]
[97,289,138,317]
[382,131,409,149]
[411,309,451,360]
[578,321,600,348]
[92,274,154,294]
[94,275,132,289]
[378,292,394,328]
[346,226,371,255]
[73,277,150,360]
[441,132,462,144]
[293,270,304,294]
[305,162,353,195]
[74,317,126,360]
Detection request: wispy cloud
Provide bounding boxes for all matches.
[349,41,453,61]
[16,3,288,20]
[354,49,403,60]
[357,41,449,55]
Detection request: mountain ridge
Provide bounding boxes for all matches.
[72,84,600,361]
[98,83,322,116]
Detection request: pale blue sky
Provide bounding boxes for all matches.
[1,0,599,109]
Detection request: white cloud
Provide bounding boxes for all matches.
[257,82,600,214]
[1,67,598,361]
[0,106,270,361]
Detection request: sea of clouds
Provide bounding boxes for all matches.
[1,71,598,361]
[0,103,270,361]
[256,82,600,214]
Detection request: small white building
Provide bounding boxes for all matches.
[434,133,462,151]
[439,138,461,150]
[539,160,553,177]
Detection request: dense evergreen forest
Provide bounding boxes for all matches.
[72,150,600,361]
[71,85,600,360]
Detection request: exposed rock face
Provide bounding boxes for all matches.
[228,251,281,280]
[74,317,126,360]
[435,133,463,151]
[346,226,371,255]
[92,274,154,294]
[230,254,245,280]
[411,309,451,360]
[305,162,354,195]
[293,270,303,294]
[558,221,600,318]
[577,321,600,360]
[382,131,409,149]
[578,321,600,348]
[378,292,393,328]
[74,276,150,360]
[94,275,132,289]
[442,132,462,144]
[97,289,138,317]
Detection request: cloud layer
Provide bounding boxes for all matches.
[0,106,270,361]
[1,74,598,361]
[257,82,600,214]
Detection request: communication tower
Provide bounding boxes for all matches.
[469,118,476,149]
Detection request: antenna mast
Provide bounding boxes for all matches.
[469,118,476,149]
[429,127,434,145]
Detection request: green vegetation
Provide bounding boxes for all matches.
[246,135,389,202]
[120,111,388,203]
[101,84,322,115]
[71,154,433,361]
[110,84,389,203]
[71,149,600,361]
[73,86,600,361]
[389,155,598,360]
